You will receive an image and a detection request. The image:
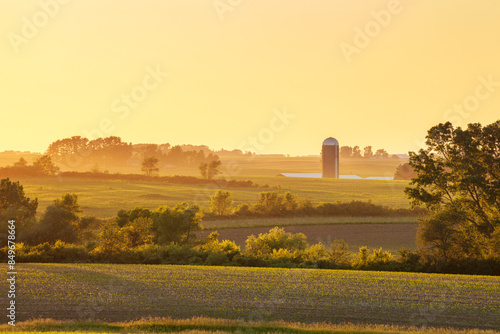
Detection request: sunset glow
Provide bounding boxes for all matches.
[1,0,499,155]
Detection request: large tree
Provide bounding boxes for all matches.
[351,146,362,158]
[45,136,89,167]
[210,190,234,216]
[340,146,352,159]
[363,146,373,159]
[0,178,38,244]
[141,156,159,176]
[405,121,500,257]
[151,203,203,245]
[33,155,60,175]
[28,194,82,245]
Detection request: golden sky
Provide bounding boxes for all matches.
[1,0,499,155]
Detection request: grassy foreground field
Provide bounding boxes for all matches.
[2,264,499,330]
[10,176,411,219]
[2,318,500,334]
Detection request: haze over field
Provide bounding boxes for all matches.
[1,1,500,155]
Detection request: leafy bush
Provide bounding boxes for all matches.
[210,190,234,216]
[304,243,329,263]
[199,232,240,262]
[234,203,252,216]
[152,203,203,245]
[245,227,308,258]
[328,239,351,267]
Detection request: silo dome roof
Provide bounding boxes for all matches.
[322,137,339,146]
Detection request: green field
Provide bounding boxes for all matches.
[10,176,411,219]
[1,154,412,222]
[220,156,407,178]
[0,153,407,178]
[3,318,499,334]
[3,264,499,330]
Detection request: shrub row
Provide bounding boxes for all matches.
[204,199,427,221]
[58,172,257,188]
[3,240,498,276]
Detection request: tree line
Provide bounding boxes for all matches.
[1,120,499,275]
[340,145,392,159]
[0,155,60,177]
[2,176,498,275]
[45,136,247,169]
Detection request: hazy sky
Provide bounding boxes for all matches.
[1,0,499,155]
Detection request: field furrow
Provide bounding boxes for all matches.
[2,263,499,330]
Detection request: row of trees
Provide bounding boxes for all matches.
[46,136,132,167]
[45,136,241,169]
[0,155,60,177]
[1,177,499,274]
[206,190,423,218]
[340,146,391,159]
[139,156,222,179]
[2,119,499,274]
[6,223,499,274]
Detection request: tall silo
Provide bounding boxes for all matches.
[322,137,339,178]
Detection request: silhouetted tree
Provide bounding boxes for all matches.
[351,146,362,158]
[375,149,389,159]
[141,156,159,176]
[33,155,60,175]
[207,160,222,180]
[394,163,417,180]
[363,146,373,159]
[45,136,89,167]
[13,157,28,167]
[89,136,133,166]
[199,162,208,179]
[340,146,352,159]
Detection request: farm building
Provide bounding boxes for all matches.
[322,137,339,178]
[276,138,395,180]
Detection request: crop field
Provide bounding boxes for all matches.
[8,176,411,219]
[222,156,407,178]
[202,215,418,229]
[3,318,499,334]
[0,154,407,178]
[2,264,499,330]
